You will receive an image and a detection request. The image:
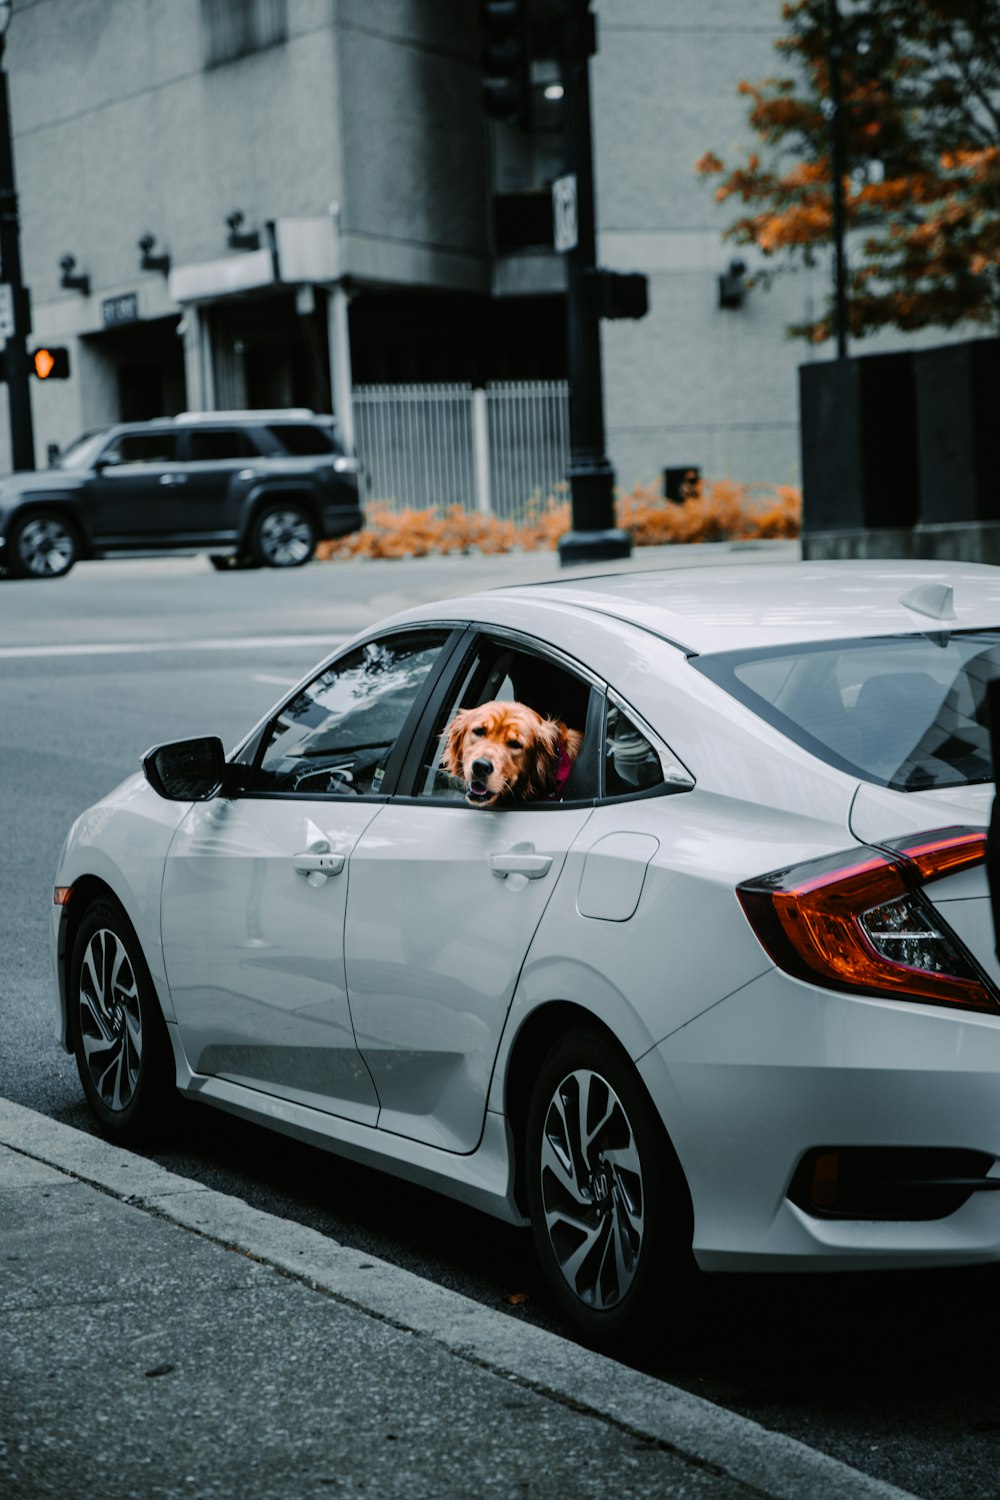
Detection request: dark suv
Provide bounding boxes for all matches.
[0,410,364,579]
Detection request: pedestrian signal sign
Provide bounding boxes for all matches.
[32,347,71,380]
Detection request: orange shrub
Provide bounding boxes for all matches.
[316,480,800,561]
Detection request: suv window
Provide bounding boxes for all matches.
[188,428,259,461]
[252,630,451,797]
[105,433,179,465]
[267,423,338,456]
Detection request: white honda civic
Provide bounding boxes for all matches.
[51,559,1000,1349]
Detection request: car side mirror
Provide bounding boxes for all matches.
[93,452,122,472]
[142,736,227,801]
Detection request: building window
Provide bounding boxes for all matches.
[201,0,287,68]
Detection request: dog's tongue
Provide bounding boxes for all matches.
[471,779,487,795]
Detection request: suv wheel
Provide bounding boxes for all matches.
[250,502,317,568]
[7,512,79,579]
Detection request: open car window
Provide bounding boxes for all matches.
[251,629,451,797]
[410,636,595,803]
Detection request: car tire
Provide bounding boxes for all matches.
[69,896,176,1144]
[249,502,317,569]
[525,1027,695,1352]
[6,511,79,579]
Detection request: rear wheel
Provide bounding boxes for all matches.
[525,1027,694,1351]
[249,502,317,568]
[7,511,78,578]
[70,896,176,1143]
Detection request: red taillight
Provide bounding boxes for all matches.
[737,826,998,1014]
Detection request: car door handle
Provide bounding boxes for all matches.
[488,853,552,880]
[159,473,187,485]
[293,851,345,876]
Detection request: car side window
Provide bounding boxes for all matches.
[105,433,179,465]
[604,704,665,796]
[252,630,451,797]
[267,423,338,455]
[413,637,593,802]
[188,428,258,461]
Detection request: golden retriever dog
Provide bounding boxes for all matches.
[443,700,583,807]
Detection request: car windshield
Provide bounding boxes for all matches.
[53,430,111,470]
[694,630,1000,791]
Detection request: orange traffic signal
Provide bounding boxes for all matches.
[31,346,70,380]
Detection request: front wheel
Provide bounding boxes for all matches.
[525,1027,694,1351]
[6,511,79,578]
[249,502,317,568]
[70,896,176,1143]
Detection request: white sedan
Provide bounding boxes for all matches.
[51,559,1000,1349]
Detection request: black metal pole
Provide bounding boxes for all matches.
[557,1,629,566]
[0,32,34,471]
[826,0,849,360]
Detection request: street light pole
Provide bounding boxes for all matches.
[0,0,35,471]
[556,0,629,566]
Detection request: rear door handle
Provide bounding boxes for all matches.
[293,850,345,876]
[488,853,552,880]
[158,473,187,485]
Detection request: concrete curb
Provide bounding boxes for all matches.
[0,1098,915,1500]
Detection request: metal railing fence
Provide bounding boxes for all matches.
[352,381,570,520]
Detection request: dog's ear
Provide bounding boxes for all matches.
[523,716,562,799]
[560,723,584,764]
[443,708,473,777]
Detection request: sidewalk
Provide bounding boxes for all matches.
[0,1100,917,1500]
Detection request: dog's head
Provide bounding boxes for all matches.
[443,700,565,808]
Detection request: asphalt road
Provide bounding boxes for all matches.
[3,546,1000,1500]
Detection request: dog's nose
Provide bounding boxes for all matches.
[471,757,493,778]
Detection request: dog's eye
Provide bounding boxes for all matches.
[507,740,523,751]
[471,726,486,737]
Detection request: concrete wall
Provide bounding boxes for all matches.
[335,0,490,290]
[593,0,827,490]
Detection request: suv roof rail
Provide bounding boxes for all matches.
[174,408,321,422]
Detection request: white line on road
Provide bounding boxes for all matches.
[0,634,348,660]
[253,675,302,687]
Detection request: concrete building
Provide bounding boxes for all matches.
[0,0,915,494]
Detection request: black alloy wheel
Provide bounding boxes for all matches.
[7,511,79,578]
[525,1027,695,1351]
[249,502,318,568]
[70,896,176,1143]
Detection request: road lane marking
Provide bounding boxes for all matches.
[0,634,348,660]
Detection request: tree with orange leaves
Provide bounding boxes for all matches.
[697,0,1000,343]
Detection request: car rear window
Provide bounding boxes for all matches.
[694,631,1000,791]
[267,423,338,455]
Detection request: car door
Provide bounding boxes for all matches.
[160,626,459,1122]
[179,424,261,538]
[343,632,598,1153]
[87,429,186,541]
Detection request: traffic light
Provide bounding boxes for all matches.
[480,0,531,127]
[31,346,70,380]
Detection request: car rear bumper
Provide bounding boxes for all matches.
[320,500,365,540]
[639,968,1000,1272]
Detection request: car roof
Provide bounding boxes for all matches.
[109,411,331,430]
[482,559,1000,655]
